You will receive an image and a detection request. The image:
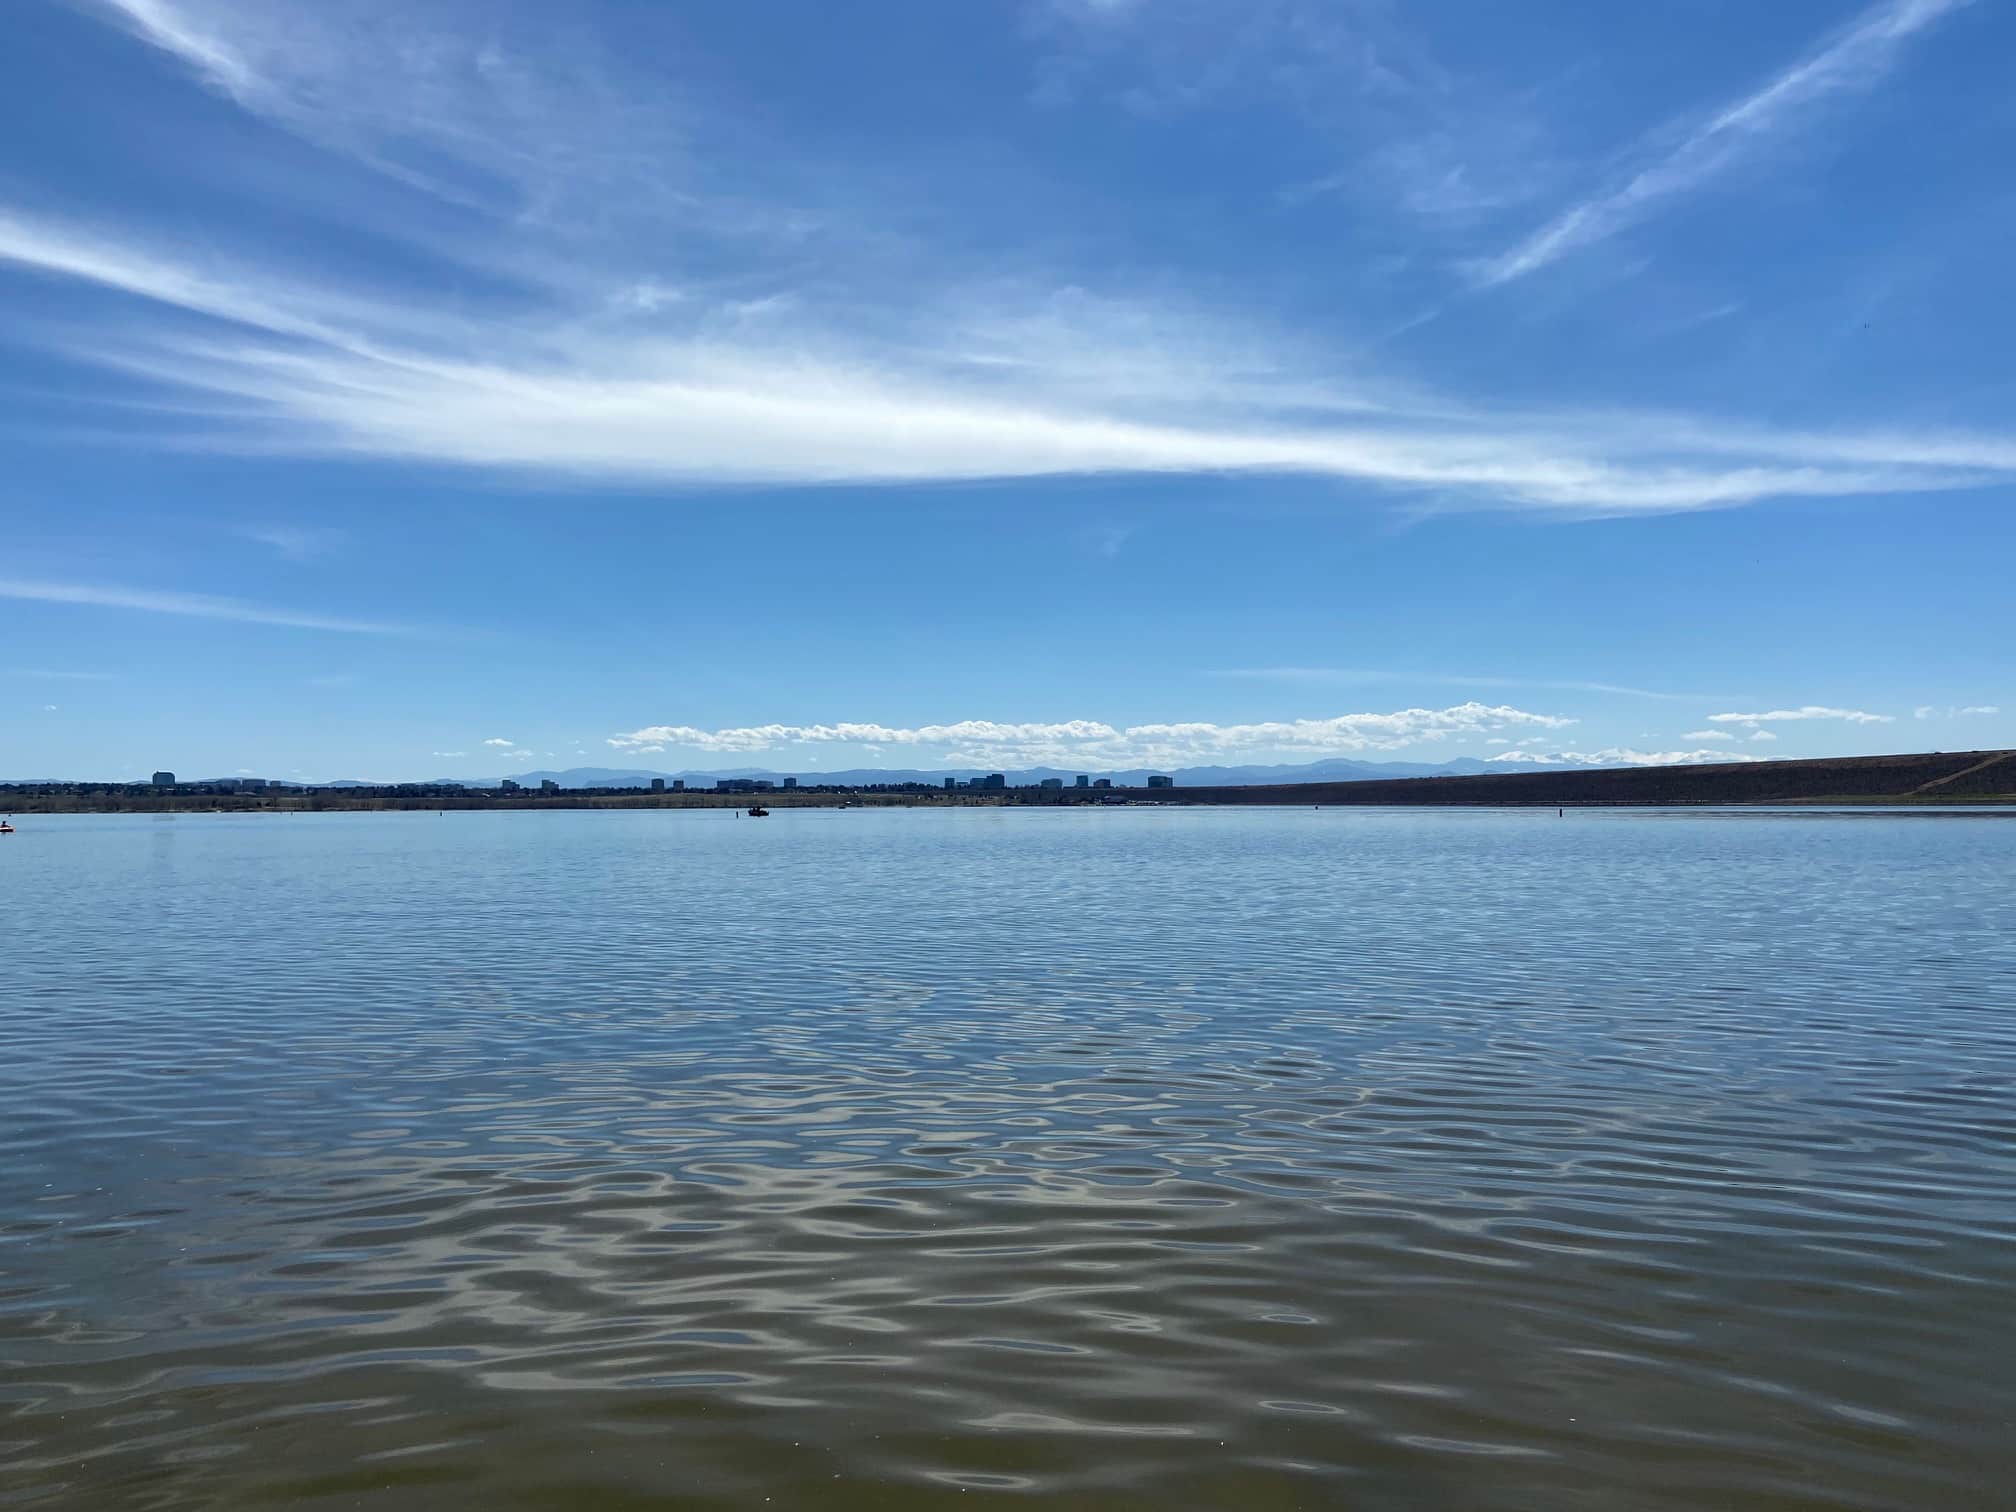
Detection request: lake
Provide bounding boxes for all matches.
[3,807,2013,1509]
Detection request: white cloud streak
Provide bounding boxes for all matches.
[482,737,516,748]
[1479,0,1968,285]
[609,702,1576,768]
[0,576,403,633]
[1708,705,1893,726]
[5,2,2013,516]
[8,209,2001,512]
[0,205,1977,511]
[87,0,263,101]
[81,0,694,219]
[1682,730,1734,742]
[1916,703,2001,718]
[241,524,342,561]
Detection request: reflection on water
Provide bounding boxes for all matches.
[3,808,2013,1509]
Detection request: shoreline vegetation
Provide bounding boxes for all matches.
[6,749,2013,814]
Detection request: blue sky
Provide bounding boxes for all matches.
[2,0,2009,780]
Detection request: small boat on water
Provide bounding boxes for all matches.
[0,822,14,834]
[747,805,769,817]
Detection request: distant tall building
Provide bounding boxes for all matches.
[1039,777,1064,790]
[650,778,665,793]
[672,779,686,791]
[1092,777,1112,789]
[151,771,175,786]
[540,779,559,793]
[944,776,956,789]
[500,779,521,792]
[981,773,1006,789]
[1074,774,1089,787]
[1146,774,1173,789]
[782,777,798,789]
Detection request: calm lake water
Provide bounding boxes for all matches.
[3,807,2014,1509]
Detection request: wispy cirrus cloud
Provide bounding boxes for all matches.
[84,0,262,101]
[1682,729,1735,742]
[1478,0,1969,286]
[1025,0,1445,120]
[1914,703,2000,718]
[6,3,2012,516]
[80,0,696,220]
[0,576,403,633]
[3,203,1991,512]
[241,524,343,562]
[1077,523,1134,559]
[608,701,1576,768]
[1708,705,1893,726]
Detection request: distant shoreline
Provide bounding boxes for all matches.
[7,748,2011,813]
[5,798,2014,817]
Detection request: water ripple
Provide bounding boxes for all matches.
[2,807,2013,1508]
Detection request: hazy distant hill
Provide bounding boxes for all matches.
[1163,749,2016,807]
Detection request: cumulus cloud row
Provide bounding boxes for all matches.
[608,702,1576,768]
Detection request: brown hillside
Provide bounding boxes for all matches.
[1131,749,2016,807]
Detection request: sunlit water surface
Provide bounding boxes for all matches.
[3,807,2013,1510]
